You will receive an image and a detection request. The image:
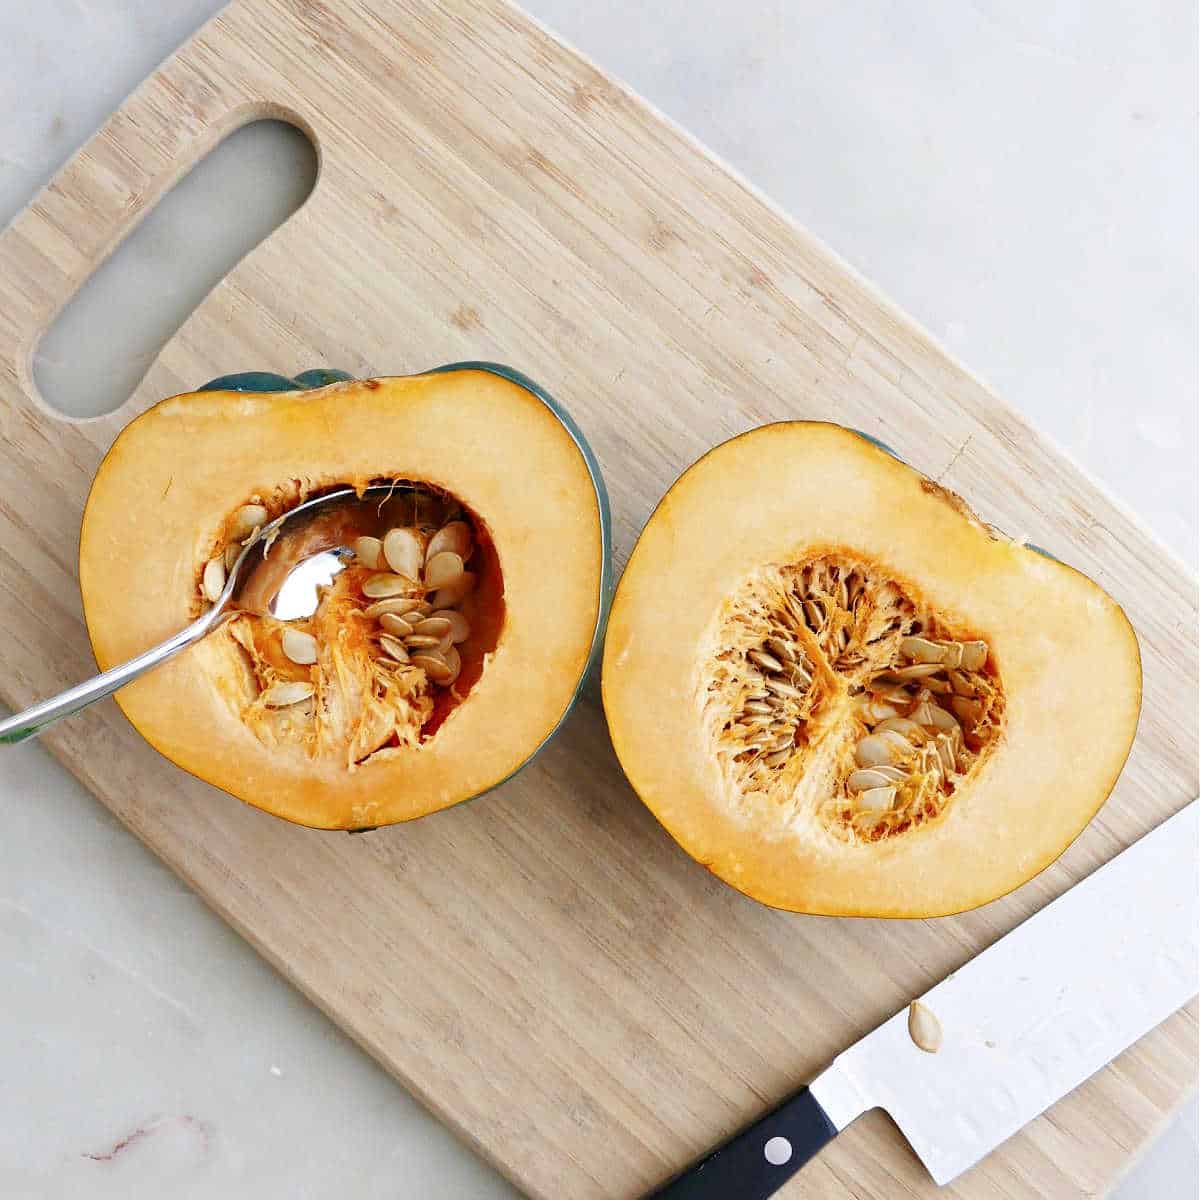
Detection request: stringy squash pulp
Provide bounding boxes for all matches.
[602,423,1141,917]
[80,371,605,829]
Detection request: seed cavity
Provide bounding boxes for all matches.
[702,554,1004,845]
[208,485,489,764]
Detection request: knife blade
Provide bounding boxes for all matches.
[649,800,1199,1198]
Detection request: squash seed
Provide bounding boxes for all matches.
[912,700,960,733]
[874,717,926,742]
[744,700,775,716]
[378,613,415,638]
[230,503,269,541]
[948,669,977,697]
[424,550,465,590]
[858,785,896,811]
[412,652,453,683]
[430,609,470,644]
[848,767,897,792]
[404,634,443,649]
[765,679,803,700]
[354,536,384,569]
[748,649,783,673]
[364,597,429,619]
[383,527,423,580]
[440,644,462,684]
[202,557,226,603]
[761,748,792,768]
[429,572,476,608]
[939,641,964,670]
[261,680,315,707]
[857,698,901,722]
[765,636,797,663]
[908,1001,942,1053]
[379,634,410,663]
[886,663,944,681]
[899,635,944,664]
[412,616,453,638]
[426,520,472,563]
[281,628,319,665]
[959,641,988,671]
[855,729,914,767]
[362,572,421,599]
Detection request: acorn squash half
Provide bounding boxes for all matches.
[602,423,1141,917]
[80,365,610,829]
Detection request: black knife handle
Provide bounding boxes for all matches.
[645,1086,837,1200]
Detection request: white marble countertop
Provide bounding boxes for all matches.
[1,2,1195,1196]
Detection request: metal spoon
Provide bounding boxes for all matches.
[0,485,395,744]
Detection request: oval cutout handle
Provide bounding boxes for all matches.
[0,6,316,425]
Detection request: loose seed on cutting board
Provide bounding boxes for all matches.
[908,1001,943,1053]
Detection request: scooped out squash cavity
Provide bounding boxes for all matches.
[79,366,609,829]
[602,422,1141,917]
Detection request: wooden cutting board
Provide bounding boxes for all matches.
[0,2,1195,1196]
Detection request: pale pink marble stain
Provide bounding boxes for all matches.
[82,1114,212,1164]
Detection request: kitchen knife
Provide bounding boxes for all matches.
[650,800,1199,1198]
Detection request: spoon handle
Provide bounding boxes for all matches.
[0,612,218,744]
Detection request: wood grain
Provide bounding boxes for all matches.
[0,1,1195,1196]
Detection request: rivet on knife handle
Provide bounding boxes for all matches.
[645,1085,836,1199]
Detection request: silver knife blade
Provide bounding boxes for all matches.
[809,800,1199,1185]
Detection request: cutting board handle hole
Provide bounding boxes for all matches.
[33,119,317,420]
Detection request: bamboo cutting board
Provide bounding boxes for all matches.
[0,2,1195,1196]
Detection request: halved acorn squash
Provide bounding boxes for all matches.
[602,422,1141,917]
[80,365,610,829]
